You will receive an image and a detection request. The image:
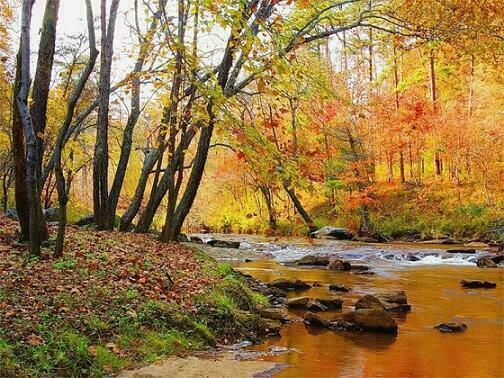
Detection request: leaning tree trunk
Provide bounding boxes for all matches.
[284,183,317,233]
[54,0,98,257]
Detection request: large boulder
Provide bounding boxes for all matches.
[42,207,59,222]
[306,300,328,312]
[296,255,330,266]
[435,323,467,333]
[310,226,354,240]
[490,254,504,264]
[207,239,240,249]
[268,279,311,291]
[355,295,385,310]
[328,259,351,271]
[329,284,351,292]
[6,208,18,220]
[476,257,497,268]
[341,309,398,334]
[304,312,332,328]
[460,279,496,289]
[74,214,94,226]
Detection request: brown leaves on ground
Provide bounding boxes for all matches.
[0,215,217,342]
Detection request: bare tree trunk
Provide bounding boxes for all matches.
[17,0,43,256]
[54,0,98,257]
[260,185,277,231]
[93,0,120,229]
[399,150,405,183]
[107,2,162,229]
[31,0,60,189]
[1,165,12,213]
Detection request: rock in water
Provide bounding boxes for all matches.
[355,295,385,310]
[460,279,497,289]
[260,308,291,323]
[342,309,398,334]
[310,226,354,240]
[268,279,311,291]
[295,255,330,266]
[317,298,344,310]
[306,300,328,312]
[476,257,497,268]
[377,290,408,305]
[189,236,204,244]
[328,259,352,271]
[329,284,351,292]
[435,323,467,333]
[207,240,240,249]
[304,312,333,328]
[446,249,476,254]
[260,318,282,336]
[287,297,310,309]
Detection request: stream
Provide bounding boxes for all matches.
[195,234,504,377]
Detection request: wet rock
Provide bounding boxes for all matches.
[328,259,351,271]
[260,318,282,336]
[189,236,204,244]
[305,300,328,312]
[329,284,351,292]
[460,279,496,289]
[74,214,94,226]
[490,254,504,264]
[265,287,287,298]
[446,248,476,254]
[303,312,333,328]
[317,297,344,310]
[207,240,240,249]
[341,309,398,334]
[378,290,408,305]
[476,257,497,268]
[350,265,370,271]
[295,255,330,266]
[6,208,18,220]
[310,226,354,240]
[464,241,489,248]
[268,279,311,291]
[287,297,310,309]
[260,308,291,323]
[355,295,385,310]
[404,254,421,261]
[353,270,376,275]
[435,322,467,333]
[312,281,323,287]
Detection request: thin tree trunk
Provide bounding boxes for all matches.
[31,0,60,189]
[106,2,162,229]
[260,185,277,231]
[399,150,405,183]
[283,183,317,233]
[93,0,120,229]
[54,0,98,257]
[12,50,30,240]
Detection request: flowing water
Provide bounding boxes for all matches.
[198,235,504,377]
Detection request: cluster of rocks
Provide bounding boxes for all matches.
[309,226,387,243]
[295,255,375,275]
[301,290,411,335]
[475,254,504,268]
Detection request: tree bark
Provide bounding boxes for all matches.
[283,183,317,233]
[31,0,60,189]
[17,0,43,256]
[12,50,30,240]
[93,0,120,229]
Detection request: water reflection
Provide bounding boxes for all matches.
[233,260,504,377]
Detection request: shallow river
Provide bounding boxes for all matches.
[198,235,504,377]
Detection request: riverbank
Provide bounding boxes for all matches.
[0,216,270,376]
